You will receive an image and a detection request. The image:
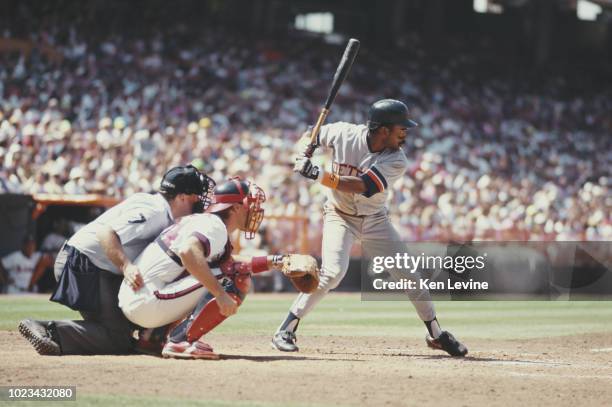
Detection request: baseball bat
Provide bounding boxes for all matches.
[305,38,360,157]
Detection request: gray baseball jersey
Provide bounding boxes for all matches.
[68,193,174,274]
[318,122,408,216]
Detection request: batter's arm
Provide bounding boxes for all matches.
[295,158,368,194]
[334,176,367,194]
[324,165,392,197]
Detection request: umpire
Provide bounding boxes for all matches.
[18,165,215,355]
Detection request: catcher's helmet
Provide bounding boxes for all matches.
[207,178,266,239]
[367,99,418,130]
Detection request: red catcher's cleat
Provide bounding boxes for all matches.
[161,339,219,360]
[161,340,191,358]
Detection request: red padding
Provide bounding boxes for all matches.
[251,256,269,273]
[186,275,251,342]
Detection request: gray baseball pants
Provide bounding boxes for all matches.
[290,206,436,321]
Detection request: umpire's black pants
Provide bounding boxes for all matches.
[51,247,135,355]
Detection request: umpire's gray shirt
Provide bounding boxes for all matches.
[68,193,174,274]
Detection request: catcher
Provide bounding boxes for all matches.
[118,178,319,359]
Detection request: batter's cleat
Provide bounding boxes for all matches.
[18,320,61,356]
[161,339,219,360]
[426,331,468,357]
[271,330,299,352]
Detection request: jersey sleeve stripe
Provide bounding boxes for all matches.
[192,232,211,257]
[360,172,381,198]
[365,170,385,192]
[369,166,388,189]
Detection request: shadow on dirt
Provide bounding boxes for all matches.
[313,351,571,365]
[219,354,365,362]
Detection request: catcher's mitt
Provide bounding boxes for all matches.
[281,254,320,293]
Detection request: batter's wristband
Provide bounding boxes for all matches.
[251,256,269,273]
[271,254,285,266]
[320,171,340,189]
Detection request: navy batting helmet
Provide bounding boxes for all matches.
[367,99,418,130]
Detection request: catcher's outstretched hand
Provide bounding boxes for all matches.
[281,254,320,293]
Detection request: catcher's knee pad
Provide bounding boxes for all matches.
[186,273,251,342]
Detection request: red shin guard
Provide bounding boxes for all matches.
[186,270,251,342]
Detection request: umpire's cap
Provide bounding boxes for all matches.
[160,165,210,196]
[367,99,418,130]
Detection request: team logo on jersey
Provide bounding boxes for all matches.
[128,213,147,224]
[333,162,363,176]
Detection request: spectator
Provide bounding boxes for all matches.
[0,236,53,294]
[0,6,609,245]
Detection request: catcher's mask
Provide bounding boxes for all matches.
[207,177,266,239]
[160,165,216,213]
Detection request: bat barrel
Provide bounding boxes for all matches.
[324,39,360,110]
[307,38,360,155]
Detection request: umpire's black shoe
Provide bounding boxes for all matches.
[426,331,468,357]
[271,330,299,352]
[19,320,61,356]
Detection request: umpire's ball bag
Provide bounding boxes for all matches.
[50,245,101,312]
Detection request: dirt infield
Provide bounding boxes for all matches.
[2,330,611,406]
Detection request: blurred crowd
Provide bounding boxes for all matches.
[0,14,610,245]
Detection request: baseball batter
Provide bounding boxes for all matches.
[271,99,468,357]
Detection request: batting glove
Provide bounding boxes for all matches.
[293,156,320,180]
